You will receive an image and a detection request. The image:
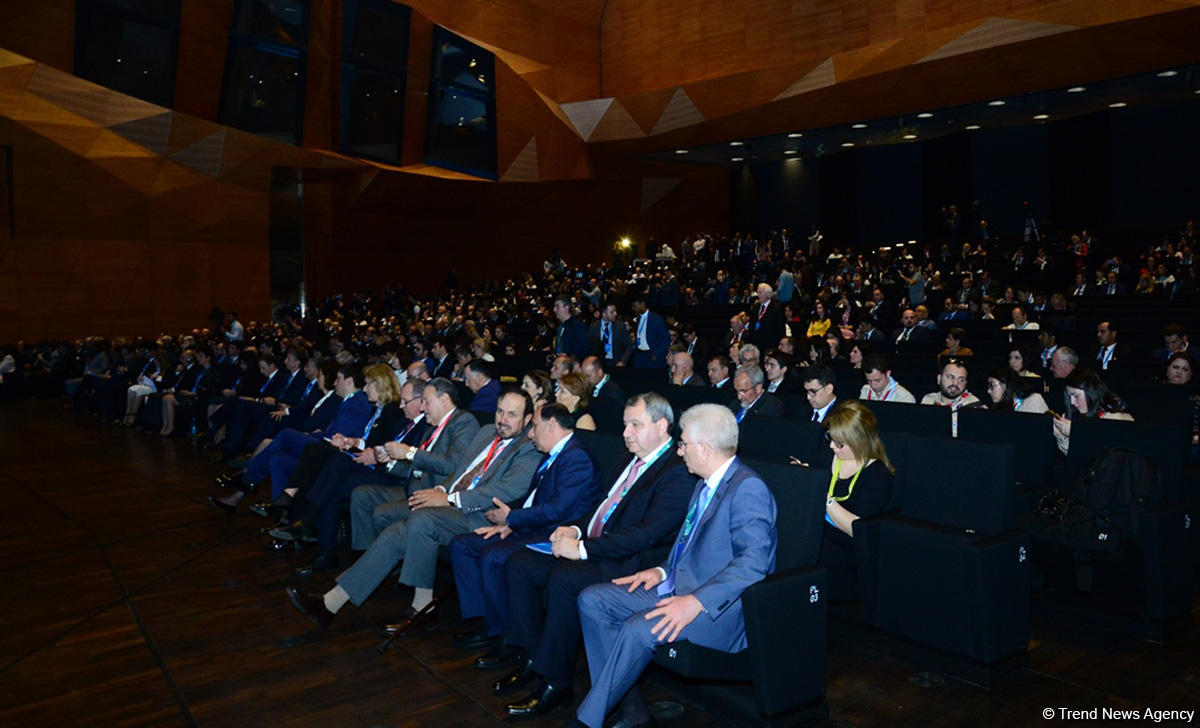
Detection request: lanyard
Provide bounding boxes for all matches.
[867,380,895,401]
[421,412,452,449]
[827,459,864,502]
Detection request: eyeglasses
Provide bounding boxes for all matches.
[823,431,846,449]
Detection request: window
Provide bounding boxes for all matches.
[74,0,181,108]
[219,0,309,145]
[340,0,410,163]
[425,26,496,179]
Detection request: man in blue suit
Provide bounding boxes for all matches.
[465,359,502,415]
[553,295,590,361]
[630,295,670,369]
[448,402,603,663]
[567,404,777,728]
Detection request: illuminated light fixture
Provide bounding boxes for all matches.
[674,149,688,154]
[783,150,797,155]
[1195,89,1200,94]
[787,133,803,138]
[729,141,744,146]
[841,142,855,147]
[917,112,933,119]
[852,123,867,129]
[1033,114,1049,120]
[1067,86,1086,93]
[619,237,632,248]
[903,134,917,140]
[1108,102,1127,108]
[965,124,981,130]
[987,100,1006,106]
[1157,70,1178,77]
[730,156,745,162]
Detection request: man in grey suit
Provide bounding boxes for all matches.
[347,378,480,546]
[286,388,540,630]
[566,404,777,728]
[589,302,631,368]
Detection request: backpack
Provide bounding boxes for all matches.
[1037,447,1164,561]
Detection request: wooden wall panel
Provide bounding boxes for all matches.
[0,1,75,75]
[302,0,338,149]
[174,0,234,120]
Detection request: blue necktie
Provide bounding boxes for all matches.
[659,481,712,595]
[361,407,382,439]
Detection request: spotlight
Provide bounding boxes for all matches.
[917,112,933,119]
[1067,86,1086,93]
[674,149,688,154]
[731,157,745,162]
[787,133,803,138]
[1108,102,1127,108]
[1033,114,1049,120]
[852,123,867,129]
[841,142,855,148]
[965,124,981,130]
[1157,70,1178,77]
[729,141,744,146]
[987,100,1006,106]
[903,134,917,140]
[783,150,797,155]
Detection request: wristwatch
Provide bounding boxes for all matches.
[405,448,416,461]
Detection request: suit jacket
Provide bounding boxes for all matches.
[593,375,625,401]
[747,300,786,350]
[302,392,342,433]
[569,450,695,571]
[257,369,288,401]
[1092,343,1133,375]
[728,392,784,420]
[659,457,777,651]
[556,316,590,360]
[364,403,410,448]
[632,311,670,368]
[448,425,543,518]
[403,408,482,490]
[505,435,603,540]
[590,320,632,365]
[683,338,709,369]
[281,378,323,428]
[431,356,455,380]
[276,369,310,406]
[468,379,502,414]
[327,391,374,438]
[679,374,707,387]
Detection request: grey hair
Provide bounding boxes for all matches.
[1054,346,1079,366]
[626,391,675,427]
[738,343,760,361]
[757,283,774,296]
[734,365,764,387]
[680,404,738,456]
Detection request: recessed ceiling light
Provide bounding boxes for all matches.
[987,100,1006,107]
[1067,86,1086,93]
[730,157,745,162]
[729,141,744,146]
[841,142,855,148]
[1033,114,1049,120]
[1108,102,1127,108]
[852,123,867,129]
[965,124,981,130]
[917,112,933,119]
[1195,89,1200,95]
[674,149,688,154]
[1158,70,1178,77]
[903,134,917,140]
[783,150,797,155]
[787,133,803,138]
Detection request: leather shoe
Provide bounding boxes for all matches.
[286,585,335,630]
[505,682,575,718]
[248,502,273,518]
[293,552,338,578]
[382,603,435,634]
[453,624,494,649]
[269,522,314,542]
[207,495,235,516]
[493,657,537,693]
[474,641,522,670]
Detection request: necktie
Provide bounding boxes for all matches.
[736,406,747,423]
[659,481,713,595]
[811,409,820,422]
[602,322,612,357]
[449,437,502,494]
[589,458,644,538]
[758,304,768,322]
[361,406,382,439]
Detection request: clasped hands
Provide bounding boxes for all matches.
[473,498,512,540]
[612,568,704,643]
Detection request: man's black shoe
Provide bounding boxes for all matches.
[505,682,575,718]
[293,552,338,578]
[493,657,536,693]
[474,641,522,670]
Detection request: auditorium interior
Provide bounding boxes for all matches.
[2,1,1199,727]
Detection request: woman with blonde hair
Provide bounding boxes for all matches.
[554,370,597,431]
[820,400,895,600]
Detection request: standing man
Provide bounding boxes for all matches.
[554,295,590,361]
[747,284,785,350]
[589,303,630,368]
[630,296,669,369]
[565,404,777,728]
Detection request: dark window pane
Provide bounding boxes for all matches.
[96,0,178,21]
[220,41,304,144]
[425,84,495,177]
[75,12,177,107]
[234,0,307,47]
[343,67,405,163]
[345,0,409,74]
[432,30,492,94]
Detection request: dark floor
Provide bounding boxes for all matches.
[1,399,1197,727]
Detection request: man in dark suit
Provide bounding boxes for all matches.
[1093,321,1131,378]
[429,338,456,379]
[679,323,708,367]
[448,403,604,663]
[217,349,311,460]
[892,308,933,353]
[1100,270,1128,296]
[285,388,543,631]
[588,303,631,368]
[553,295,590,361]
[1153,324,1199,362]
[857,315,889,353]
[565,404,777,728]
[208,353,287,439]
[706,355,733,390]
[496,393,695,719]
[464,359,501,414]
[746,283,786,350]
[630,296,670,369]
[669,351,705,387]
[581,356,624,401]
[727,366,783,423]
[720,312,749,355]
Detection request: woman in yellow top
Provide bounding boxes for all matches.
[806,300,833,338]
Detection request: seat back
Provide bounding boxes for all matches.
[1065,418,1192,503]
[896,435,1017,533]
[743,459,827,571]
[587,398,626,434]
[739,417,825,466]
[863,400,952,437]
[572,430,628,471]
[957,409,1056,489]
